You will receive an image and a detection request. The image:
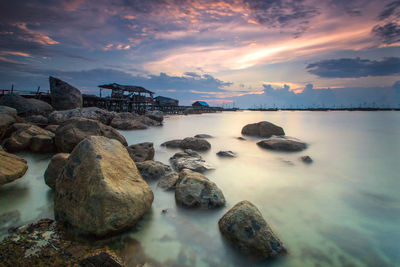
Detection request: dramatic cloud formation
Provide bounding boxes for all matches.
[372,0,400,44]
[306,57,400,78]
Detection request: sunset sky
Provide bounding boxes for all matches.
[1,0,400,107]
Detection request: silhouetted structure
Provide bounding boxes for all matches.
[192,101,209,107]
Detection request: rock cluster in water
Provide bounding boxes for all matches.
[161,137,211,151]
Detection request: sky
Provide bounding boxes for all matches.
[0,0,400,108]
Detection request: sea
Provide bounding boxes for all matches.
[1,111,399,267]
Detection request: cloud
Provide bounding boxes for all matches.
[306,57,400,78]
[372,22,400,44]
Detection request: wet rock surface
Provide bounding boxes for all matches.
[170,149,214,173]
[135,160,171,180]
[241,121,285,138]
[157,172,180,191]
[55,117,127,153]
[126,142,155,162]
[175,169,225,209]
[257,136,307,152]
[218,200,287,259]
[54,136,153,236]
[0,150,28,186]
[44,153,69,190]
[179,137,211,151]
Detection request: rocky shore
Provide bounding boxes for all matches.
[0,77,314,265]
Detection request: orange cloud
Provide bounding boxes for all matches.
[14,23,58,45]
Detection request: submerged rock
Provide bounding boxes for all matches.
[0,218,124,266]
[48,107,114,125]
[127,142,154,162]
[135,160,171,180]
[175,169,225,209]
[257,136,307,152]
[55,117,127,153]
[300,155,313,163]
[4,124,55,153]
[0,94,53,116]
[49,76,82,110]
[241,121,285,138]
[170,149,214,173]
[179,137,211,151]
[194,134,213,139]
[217,151,236,158]
[0,210,20,234]
[158,172,180,191]
[44,153,69,190]
[55,136,153,236]
[0,150,28,185]
[237,137,246,140]
[161,139,182,148]
[218,200,287,259]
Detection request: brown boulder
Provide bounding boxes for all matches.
[241,121,285,138]
[0,150,28,185]
[49,76,82,110]
[44,153,69,190]
[126,142,154,162]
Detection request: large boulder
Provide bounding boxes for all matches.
[179,137,211,151]
[110,117,147,130]
[257,136,307,152]
[0,150,28,185]
[54,118,127,153]
[175,169,225,209]
[170,149,214,173]
[0,219,124,266]
[135,160,171,180]
[4,124,55,153]
[0,105,17,117]
[241,121,285,138]
[54,136,154,236]
[44,153,69,190]
[0,94,53,116]
[49,76,82,110]
[145,110,164,123]
[126,142,154,162]
[136,115,161,127]
[48,107,114,125]
[218,201,286,259]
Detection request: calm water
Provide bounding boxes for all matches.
[1,111,399,266]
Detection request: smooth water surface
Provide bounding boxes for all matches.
[1,111,399,266]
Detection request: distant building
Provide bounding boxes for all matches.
[154,96,179,106]
[192,101,209,107]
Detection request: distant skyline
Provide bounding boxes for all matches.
[0,0,400,108]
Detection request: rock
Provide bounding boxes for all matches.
[110,117,147,130]
[0,105,17,117]
[257,136,307,152]
[24,115,48,126]
[300,155,313,163]
[44,153,69,190]
[217,151,236,157]
[179,137,211,151]
[170,149,214,173]
[49,76,82,110]
[161,139,182,148]
[237,137,246,140]
[0,150,28,185]
[137,115,161,126]
[44,124,59,133]
[48,107,114,125]
[30,135,55,153]
[175,169,225,209]
[194,134,213,138]
[158,172,180,190]
[54,136,154,236]
[218,200,287,259]
[0,94,53,116]
[55,118,127,153]
[135,160,171,180]
[241,121,285,138]
[4,124,55,153]
[0,113,16,141]
[145,110,164,123]
[0,218,124,266]
[126,142,154,162]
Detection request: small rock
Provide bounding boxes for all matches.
[44,153,69,190]
[0,150,28,185]
[135,160,171,180]
[194,134,213,138]
[242,121,285,138]
[218,200,287,259]
[127,142,155,162]
[161,209,168,214]
[179,137,211,151]
[161,139,182,148]
[158,172,180,190]
[237,137,246,140]
[257,136,307,152]
[300,155,313,163]
[175,169,225,209]
[170,149,214,173]
[217,151,236,158]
